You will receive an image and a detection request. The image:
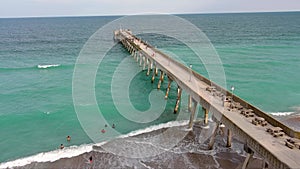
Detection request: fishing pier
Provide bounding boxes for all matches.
[114,29,300,169]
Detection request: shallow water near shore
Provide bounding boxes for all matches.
[0,12,300,166]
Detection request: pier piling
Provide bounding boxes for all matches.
[173,86,182,114]
[165,77,172,99]
[188,98,197,128]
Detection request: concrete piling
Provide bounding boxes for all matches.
[188,95,192,112]
[164,77,172,99]
[139,53,142,66]
[226,129,232,147]
[143,56,146,70]
[151,68,155,83]
[146,60,151,76]
[208,124,219,150]
[174,87,182,114]
[157,71,164,89]
[203,107,209,125]
[188,98,198,128]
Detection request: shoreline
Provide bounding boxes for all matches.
[2,113,299,169]
[11,124,265,169]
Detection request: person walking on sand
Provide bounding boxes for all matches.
[66,135,71,142]
[89,156,93,163]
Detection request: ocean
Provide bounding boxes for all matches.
[0,12,300,167]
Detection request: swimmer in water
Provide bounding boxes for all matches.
[60,144,64,149]
[101,129,106,133]
[66,135,71,142]
[112,124,115,128]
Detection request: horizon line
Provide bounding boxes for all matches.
[1,10,299,19]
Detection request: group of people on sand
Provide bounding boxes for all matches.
[101,123,115,133]
[59,135,71,149]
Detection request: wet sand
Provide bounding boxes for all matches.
[14,125,266,169]
[281,115,300,131]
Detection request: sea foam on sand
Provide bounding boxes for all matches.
[0,120,189,169]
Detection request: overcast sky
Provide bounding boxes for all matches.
[1,0,300,18]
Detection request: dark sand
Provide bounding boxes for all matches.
[13,124,267,169]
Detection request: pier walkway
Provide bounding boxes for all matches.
[114,29,300,169]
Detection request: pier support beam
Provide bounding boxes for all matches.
[155,67,158,76]
[164,77,172,99]
[203,107,209,125]
[129,46,133,54]
[139,53,143,66]
[146,60,151,76]
[143,56,148,70]
[188,98,198,129]
[151,68,155,83]
[226,129,232,147]
[262,160,269,169]
[173,86,182,114]
[242,144,254,169]
[133,51,136,60]
[208,124,219,150]
[157,71,164,89]
[161,71,165,83]
[188,95,193,112]
[135,52,139,62]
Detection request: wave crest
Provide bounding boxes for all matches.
[270,112,294,116]
[37,64,60,69]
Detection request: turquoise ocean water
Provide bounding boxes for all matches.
[0,12,300,164]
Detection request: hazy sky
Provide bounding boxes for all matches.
[1,0,300,18]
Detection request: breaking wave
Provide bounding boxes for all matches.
[37,64,60,69]
[0,120,188,169]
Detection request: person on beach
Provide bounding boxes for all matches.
[112,124,115,128]
[105,124,107,127]
[66,135,71,142]
[89,156,93,163]
[60,144,64,149]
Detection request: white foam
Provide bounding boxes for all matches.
[0,120,188,169]
[118,120,189,139]
[270,112,294,116]
[37,64,60,69]
[0,144,93,169]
